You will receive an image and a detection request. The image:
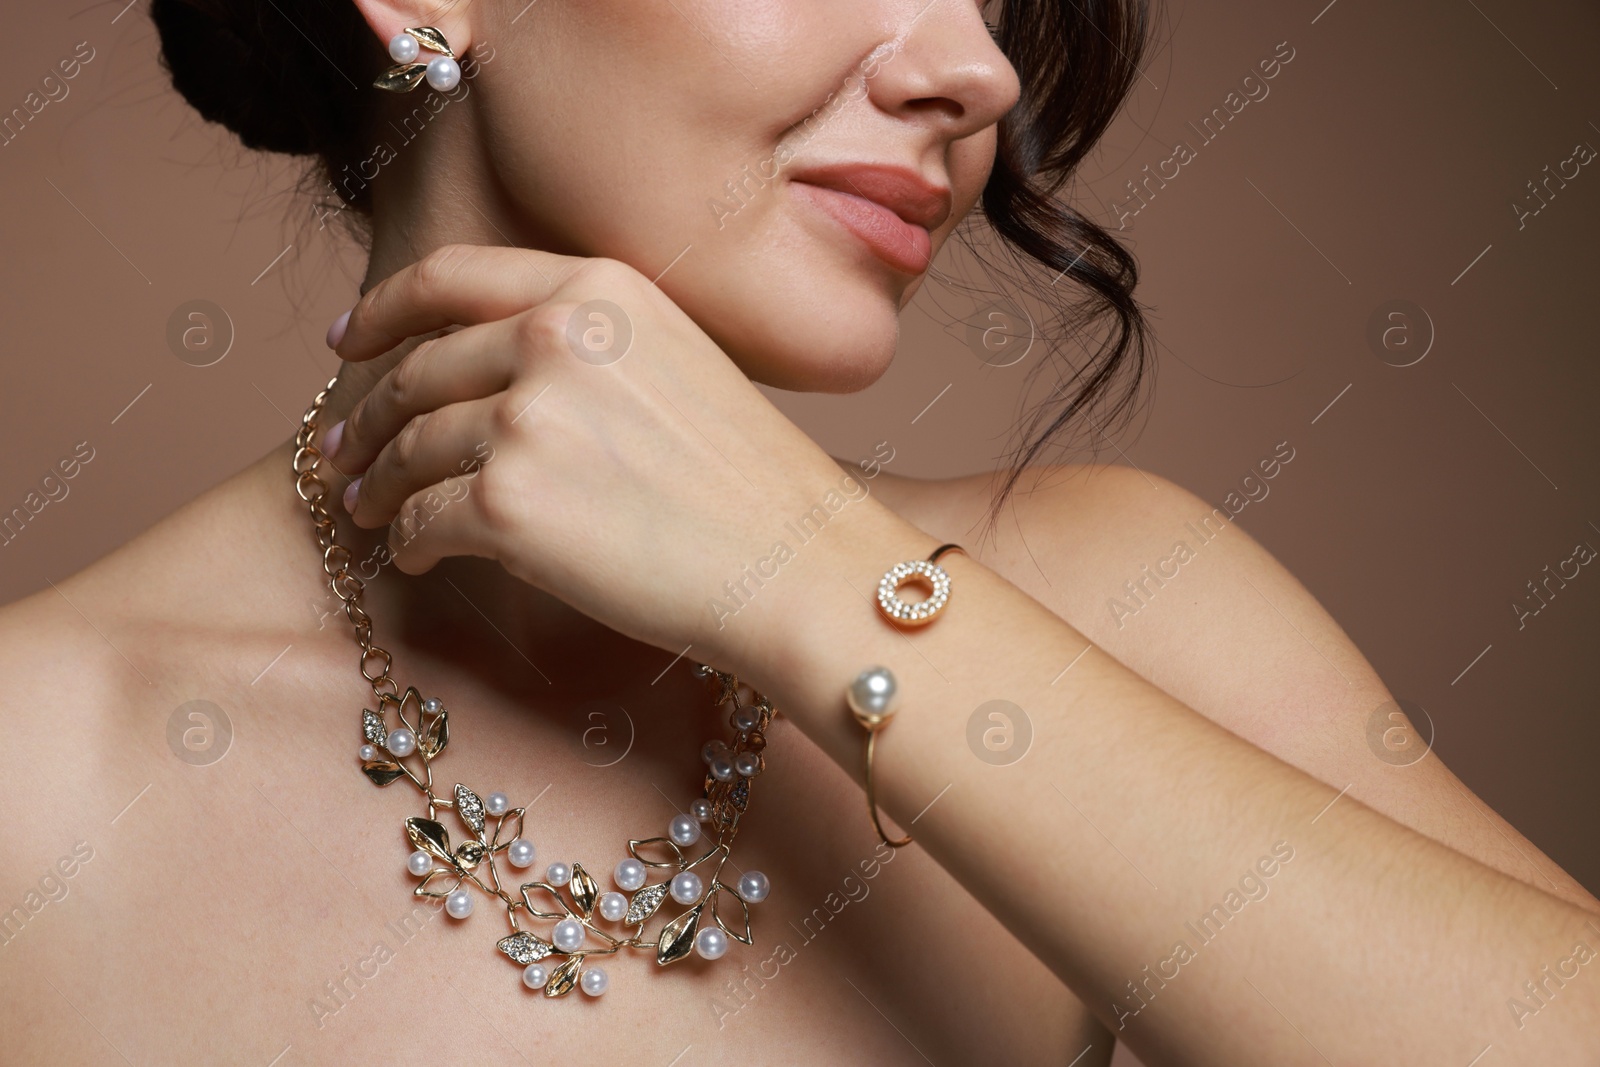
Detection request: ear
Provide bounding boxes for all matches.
[347,0,475,59]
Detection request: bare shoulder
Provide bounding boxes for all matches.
[867,461,1600,912]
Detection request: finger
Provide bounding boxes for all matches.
[336,317,517,475]
[347,395,500,531]
[336,243,588,362]
[386,474,502,576]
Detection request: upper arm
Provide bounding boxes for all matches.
[979,462,1600,914]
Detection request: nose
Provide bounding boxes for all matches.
[864,0,1022,142]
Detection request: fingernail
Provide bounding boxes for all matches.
[323,419,345,460]
[343,476,362,514]
[326,307,353,350]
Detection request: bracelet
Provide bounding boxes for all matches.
[848,543,967,848]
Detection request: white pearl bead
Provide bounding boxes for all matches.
[695,927,729,960]
[359,744,377,762]
[522,963,548,989]
[733,753,761,778]
[580,967,608,996]
[669,813,700,846]
[701,740,727,764]
[385,727,416,757]
[847,667,899,720]
[732,706,759,731]
[709,755,735,782]
[598,892,627,922]
[738,871,770,903]
[545,862,571,887]
[670,870,703,905]
[422,696,443,715]
[407,850,433,876]
[552,918,585,952]
[388,32,420,64]
[508,839,536,868]
[485,792,509,817]
[445,889,474,918]
[690,798,713,822]
[614,859,646,892]
[425,55,461,91]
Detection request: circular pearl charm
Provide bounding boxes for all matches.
[552,918,586,952]
[385,727,417,757]
[485,792,509,817]
[388,32,420,64]
[425,55,461,91]
[522,963,549,989]
[614,859,647,892]
[731,706,759,731]
[406,850,433,877]
[508,839,536,869]
[846,667,899,729]
[545,862,571,887]
[701,740,727,764]
[445,889,474,919]
[690,798,713,822]
[422,696,443,715]
[670,870,703,905]
[695,927,729,960]
[669,813,700,847]
[580,967,608,996]
[733,752,761,778]
[598,892,627,922]
[737,870,770,903]
[359,744,377,762]
[709,755,735,782]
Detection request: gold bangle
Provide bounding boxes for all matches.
[851,544,967,847]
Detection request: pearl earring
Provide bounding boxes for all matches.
[374,26,461,93]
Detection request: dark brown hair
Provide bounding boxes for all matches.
[149,0,1156,539]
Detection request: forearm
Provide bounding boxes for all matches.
[711,500,1600,1065]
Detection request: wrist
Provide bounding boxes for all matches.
[699,493,944,757]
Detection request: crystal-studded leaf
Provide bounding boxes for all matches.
[406,817,453,864]
[709,883,753,945]
[405,25,455,57]
[362,708,387,747]
[454,840,486,870]
[656,903,704,965]
[625,882,670,926]
[490,807,524,850]
[454,783,486,835]
[520,882,574,920]
[415,867,463,899]
[730,779,749,811]
[628,837,686,869]
[569,863,598,918]
[544,954,582,997]
[419,709,449,758]
[497,931,554,965]
[361,759,405,787]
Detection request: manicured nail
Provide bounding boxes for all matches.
[326,307,353,349]
[343,476,362,514]
[323,419,345,460]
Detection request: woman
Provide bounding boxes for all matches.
[1,0,1595,1064]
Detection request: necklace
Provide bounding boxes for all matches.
[293,377,773,999]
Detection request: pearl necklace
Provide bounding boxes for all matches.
[294,377,772,999]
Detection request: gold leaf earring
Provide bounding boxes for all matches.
[375,27,460,92]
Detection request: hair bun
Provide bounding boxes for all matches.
[149,0,361,157]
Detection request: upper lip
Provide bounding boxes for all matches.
[787,163,953,231]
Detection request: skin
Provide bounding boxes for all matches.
[1,1,1596,1064]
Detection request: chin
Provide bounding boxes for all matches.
[712,298,901,394]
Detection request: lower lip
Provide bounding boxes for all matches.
[789,182,933,276]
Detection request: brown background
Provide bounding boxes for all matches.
[2,0,1596,1055]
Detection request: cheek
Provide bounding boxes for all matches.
[476,0,909,389]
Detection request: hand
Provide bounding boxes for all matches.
[324,244,900,665]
